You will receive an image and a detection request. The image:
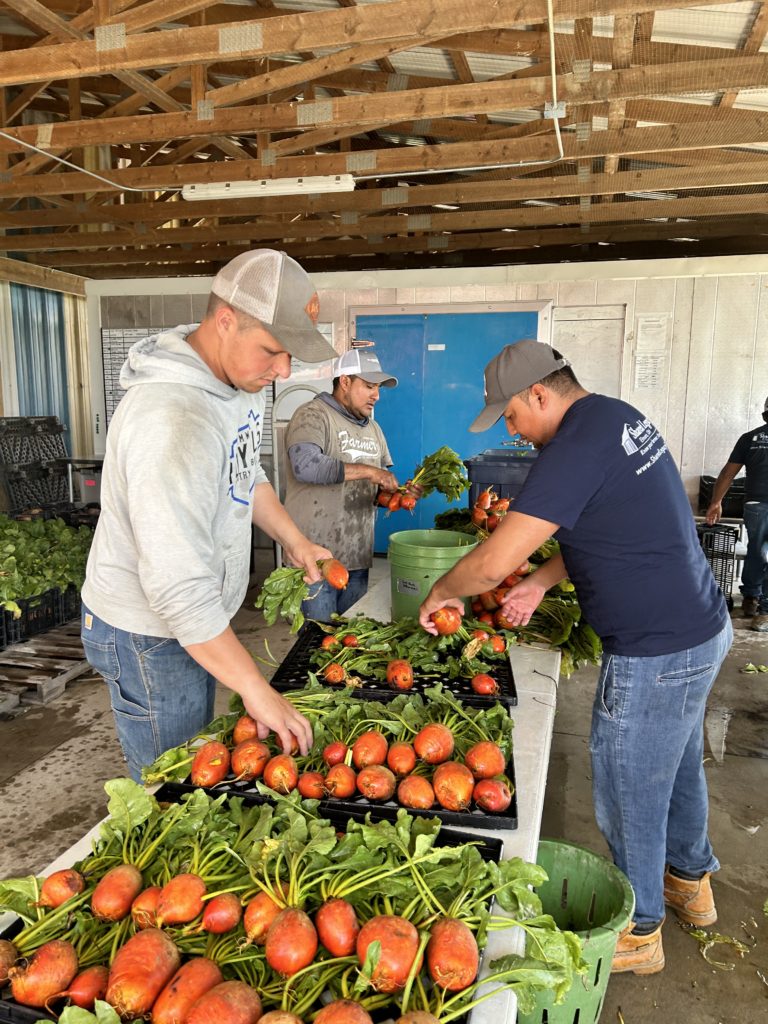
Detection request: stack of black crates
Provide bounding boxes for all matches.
[0,416,69,513]
[0,417,83,650]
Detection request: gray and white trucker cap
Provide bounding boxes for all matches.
[333,348,398,387]
[211,249,336,363]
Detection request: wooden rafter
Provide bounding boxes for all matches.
[7,188,768,259]
[3,55,768,157]
[1,0,767,273]
[0,0,735,87]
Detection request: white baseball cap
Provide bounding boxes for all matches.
[211,249,336,363]
[333,348,398,387]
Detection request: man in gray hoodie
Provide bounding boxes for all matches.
[81,249,337,781]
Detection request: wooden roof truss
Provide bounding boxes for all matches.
[0,0,767,276]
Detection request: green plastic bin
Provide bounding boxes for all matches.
[517,839,635,1024]
[388,529,476,620]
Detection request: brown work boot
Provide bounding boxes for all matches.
[741,596,759,617]
[663,868,717,926]
[611,922,665,975]
[752,613,768,633]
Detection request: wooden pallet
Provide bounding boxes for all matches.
[0,621,91,707]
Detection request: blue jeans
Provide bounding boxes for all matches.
[81,604,216,782]
[301,569,369,623]
[741,502,768,612]
[589,619,732,928]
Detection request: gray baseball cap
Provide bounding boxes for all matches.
[211,249,336,362]
[333,348,398,387]
[469,340,569,432]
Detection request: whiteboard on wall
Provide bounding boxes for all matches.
[552,305,625,397]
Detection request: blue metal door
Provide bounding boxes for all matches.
[356,310,539,552]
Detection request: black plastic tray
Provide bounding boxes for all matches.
[155,783,506,858]
[0,918,40,1024]
[0,790,504,1024]
[160,747,517,832]
[271,621,517,708]
[3,590,57,646]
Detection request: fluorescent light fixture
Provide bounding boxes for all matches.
[181,174,356,200]
[626,190,677,201]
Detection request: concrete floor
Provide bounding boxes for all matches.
[1,553,767,1023]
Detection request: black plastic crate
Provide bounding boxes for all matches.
[53,585,81,626]
[0,466,69,510]
[10,502,71,522]
[464,448,538,507]
[697,523,738,610]
[154,782,507,855]
[698,474,745,518]
[271,621,517,709]
[0,917,36,1024]
[0,417,67,466]
[160,748,517,831]
[3,590,57,646]
[62,504,101,529]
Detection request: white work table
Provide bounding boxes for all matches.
[348,576,561,1024]
[2,577,560,1024]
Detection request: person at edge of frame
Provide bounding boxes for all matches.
[706,395,768,632]
[418,338,732,976]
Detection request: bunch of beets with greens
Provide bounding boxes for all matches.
[308,614,509,687]
[144,684,512,788]
[255,559,349,634]
[378,446,471,513]
[0,778,586,1024]
[428,525,602,677]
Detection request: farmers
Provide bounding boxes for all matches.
[284,348,408,620]
[419,339,732,975]
[705,394,768,630]
[81,249,337,781]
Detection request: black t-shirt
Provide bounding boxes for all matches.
[513,394,728,657]
[729,425,768,502]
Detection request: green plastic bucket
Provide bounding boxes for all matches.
[388,529,477,620]
[517,839,635,1024]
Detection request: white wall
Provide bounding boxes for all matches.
[85,254,768,502]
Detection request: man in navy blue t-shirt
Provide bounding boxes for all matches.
[705,396,768,630]
[419,339,731,976]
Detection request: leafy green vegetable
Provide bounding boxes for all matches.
[255,565,309,632]
[0,514,92,614]
[0,875,41,924]
[39,999,121,1024]
[411,446,470,502]
[683,926,750,969]
[489,919,587,1018]
[98,778,157,844]
[433,507,476,534]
